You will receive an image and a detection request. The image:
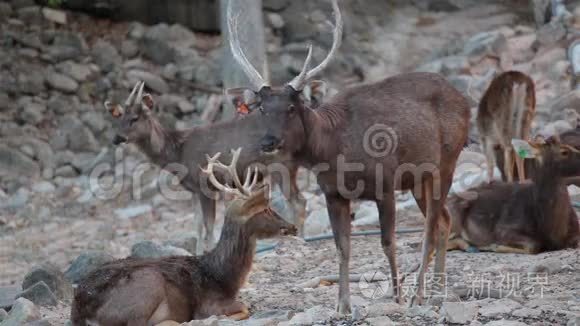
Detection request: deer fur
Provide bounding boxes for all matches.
[105,83,306,251]
[478,71,536,182]
[447,139,580,254]
[70,150,298,326]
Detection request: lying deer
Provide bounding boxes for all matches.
[478,71,536,182]
[70,148,297,325]
[224,0,470,311]
[105,81,306,251]
[447,138,580,254]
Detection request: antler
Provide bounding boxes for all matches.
[287,0,342,91]
[227,2,268,90]
[201,148,261,199]
[125,81,143,106]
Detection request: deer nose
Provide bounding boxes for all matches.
[260,135,281,153]
[112,134,128,145]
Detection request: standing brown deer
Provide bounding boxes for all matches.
[105,82,306,251]
[70,149,297,325]
[447,138,580,254]
[478,71,536,182]
[224,0,470,312]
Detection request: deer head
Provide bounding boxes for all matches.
[104,81,165,153]
[512,138,580,177]
[201,147,297,238]
[224,0,342,155]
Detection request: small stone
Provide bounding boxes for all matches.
[120,39,139,58]
[24,319,53,326]
[65,251,114,283]
[286,305,337,325]
[22,264,73,301]
[366,302,404,317]
[406,305,439,319]
[484,320,527,326]
[0,144,40,179]
[0,309,7,322]
[91,40,121,73]
[163,233,198,255]
[115,204,153,220]
[0,188,30,210]
[511,307,541,318]
[528,257,565,274]
[131,241,192,259]
[366,316,394,326]
[16,282,58,307]
[55,61,92,82]
[31,181,55,193]
[54,165,77,178]
[126,70,169,94]
[0,298,41,326]
[46,72,78,93]
[20,102,46,125]
[441,301,479,324]
[178,100,195,114]
[267,12,285,29]
[479,299,521,318]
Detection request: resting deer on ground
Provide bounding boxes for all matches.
[70,149,297,326]
[105,81,307,251]
[447,138,580,254]
[478,71,536,182]
[224,0,470,311]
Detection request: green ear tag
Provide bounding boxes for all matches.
[517,149,528,158]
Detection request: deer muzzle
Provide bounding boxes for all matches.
[112,134,128,145]
[260,135,284,154]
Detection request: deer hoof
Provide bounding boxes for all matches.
[409,294,424,307]
[466,245,480,253]
[336,301,352,315]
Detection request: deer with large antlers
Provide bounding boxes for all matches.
[224,0,470,312]
[71,148,297,325]
[105,81,307,251]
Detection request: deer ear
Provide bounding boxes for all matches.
[105,101,124,117]
[141,93,155,115]
[512,139,540,159]
[301,80,327,107]
[225,87,260,115]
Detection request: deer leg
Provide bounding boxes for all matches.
[515,154,526,182]
[223,301,250,321]
[433,205,451,293]
[375,191,402,304]
[289,169,307,237]
[482,139,496,183]
[410,178,441,306]
[503,147,515,183]
[479,244,535,254]
[199,196,217,252]
[325,194,352,315]
[446,236,473,251]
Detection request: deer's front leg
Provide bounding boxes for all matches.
[325,194,352,315]
[199,195,217,252]
[222,301,249,321]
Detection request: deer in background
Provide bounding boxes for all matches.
[224,0,470,311]
[105,81,307,251]
[447,138,580,254]
[478,71,536,182]
[70,149,297,325]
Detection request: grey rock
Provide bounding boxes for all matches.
[140,36,175,65]
[0,309,7,322]
[406,305,439,319]
[23,319,53,326]
[0,298,41,326]
[10,0,35,10]
[16,282,57,307]
[46,72,78,93]
[80,111,107,133]
[484,320,527,326]
[462,31,508,62]
[0,286,20,310]
[286,305,337,325]
[568,316,580,326]
[64,251,114,283]
[45,45,80,62]
[131,240,192,259]
[55,61,92,82]
[266,12,285,29]
[251,310,294,322]
[511,307,541,318]
[0,93,11,112]
[164,233,198,256]
[528,257,565,274]
[479,299,521,318]
[120,39,139,58]
[71,152,96,172]
[31,181,55,193]
[91,40,121,73]
[22,264,73,301]
[0,144,40,179]
[52,31,87,53]
[441,302,479,324]
[20,102,46,125]
[128,22,146,39]
[0,187,29,210]
[11,33,43,50]
[17,70,45,94]
[536,21,567,47]
[162,63,178,80]
[58,115,99,152]
[16,6,42,25]
[366,316,394,326]
[127,70,169,94]
[115,204,153,220]
[54,165,77,178]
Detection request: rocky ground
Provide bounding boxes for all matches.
[1,0,580,325]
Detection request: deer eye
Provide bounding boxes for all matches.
[129,116,139,125]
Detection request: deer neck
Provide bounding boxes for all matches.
[300,104,345,163]
[135,119,185,167]
[199,218,256,298]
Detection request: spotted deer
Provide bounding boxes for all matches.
[478,71,536,182]
[105,82,306,251]
[447,138,580,254]
[70,148,297,325]
[223,0,470,312]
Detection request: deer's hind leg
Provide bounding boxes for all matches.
[482,139,497,183]
[503,147,515,182]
